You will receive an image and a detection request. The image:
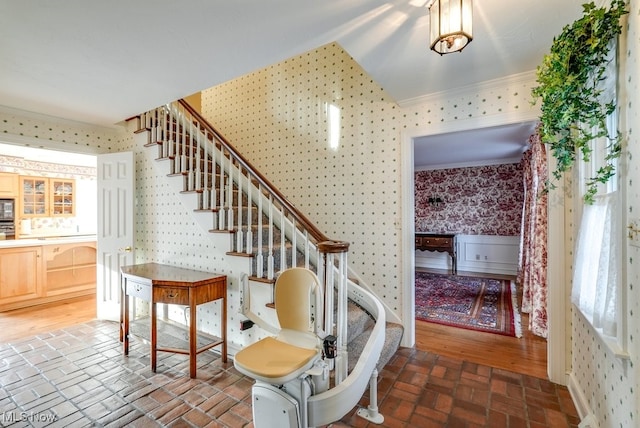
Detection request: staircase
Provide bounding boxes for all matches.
[135,99,403,425]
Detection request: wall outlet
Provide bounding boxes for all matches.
[240,319,254,331]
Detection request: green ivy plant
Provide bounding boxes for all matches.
[531,0,627,203]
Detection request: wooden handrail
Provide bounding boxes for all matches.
[177,99,342,249]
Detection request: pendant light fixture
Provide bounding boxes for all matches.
[429,0,473,55]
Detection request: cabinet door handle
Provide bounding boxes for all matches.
[119,246,133,253]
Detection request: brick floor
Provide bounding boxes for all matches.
[0,320,579,427]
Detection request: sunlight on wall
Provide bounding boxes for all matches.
[326,103,341,151]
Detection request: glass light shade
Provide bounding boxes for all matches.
[429,0,473,55]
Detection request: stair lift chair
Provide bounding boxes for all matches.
[234,268,330,428]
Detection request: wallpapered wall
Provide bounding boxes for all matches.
[415,163,524,236]
[201,42,536,311]
[0,106,124,152]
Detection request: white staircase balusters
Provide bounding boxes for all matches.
[226,152,234,231]
[168,105,175,172]
[195,123,202,201]
[188,119,195,191]
[179,106,186,174]
[256,184,264,278]
[267,195,275,279]
[202,127,209,210]
[245,170,253,255]
[161,106,168,158]
[236,163,244,253]
[336,249,349,384]
[218,143,225,229]
[291,217,297,269]
[280,207,286,272]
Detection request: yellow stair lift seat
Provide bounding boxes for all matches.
[234,268,323,385]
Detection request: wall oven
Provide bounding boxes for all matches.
[0,199,15,239]
[0,199,14,221]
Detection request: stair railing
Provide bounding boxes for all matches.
[138,100,354,382]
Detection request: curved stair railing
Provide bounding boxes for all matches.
[137,100,388,424]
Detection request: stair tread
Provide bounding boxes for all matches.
[347,321,404,373]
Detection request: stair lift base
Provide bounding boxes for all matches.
[252,381,310,428]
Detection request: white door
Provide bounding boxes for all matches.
[96,151,135,321]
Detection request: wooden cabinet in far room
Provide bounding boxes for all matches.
[0,173,19,198]
[44,242,96,297]
[0,241,95,312]
[0,246,44,307]
[20,176,75,217]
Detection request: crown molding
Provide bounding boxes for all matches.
[397,70,538,108]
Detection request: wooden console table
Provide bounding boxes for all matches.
[120,263,227,378]
[415,233,457,274]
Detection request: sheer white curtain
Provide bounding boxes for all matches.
[571,191,620,337]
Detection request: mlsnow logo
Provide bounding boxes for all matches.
[0,411,57,423]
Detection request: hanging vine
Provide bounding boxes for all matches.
[531,0,627,203]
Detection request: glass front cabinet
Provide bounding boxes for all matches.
[50,179,75,216]
[20,177,75,217]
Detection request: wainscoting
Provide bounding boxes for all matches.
[415,234,519,275]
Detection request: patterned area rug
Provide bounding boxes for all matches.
[415,271,522,337]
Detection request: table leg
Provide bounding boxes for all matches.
[221,296,227,363]
[151,300,157,372]
[189,298,197,378]
[123,280,129,355]
[119,276,124,343]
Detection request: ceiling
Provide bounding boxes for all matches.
[0,0,585,166]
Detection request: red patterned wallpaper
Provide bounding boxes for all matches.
[415,163,524,236]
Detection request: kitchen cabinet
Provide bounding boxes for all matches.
[44,242,96,296]
[0,241,95,311]
[0,173,19,198]
[20,176,75,217]
[0,246,44,308]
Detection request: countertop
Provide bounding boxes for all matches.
[0,235,97,248]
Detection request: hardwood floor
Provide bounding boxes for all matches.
[1,270,548,380]
[0,294,96,342]
[415,268,548,379]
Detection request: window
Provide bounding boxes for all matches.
[570,41,628,358]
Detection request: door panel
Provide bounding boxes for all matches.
[97,152,134,321]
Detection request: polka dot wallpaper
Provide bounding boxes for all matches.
[0,106,124,153]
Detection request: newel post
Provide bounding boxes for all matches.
[317,240,350,384]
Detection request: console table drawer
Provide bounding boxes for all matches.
[154,287,189,305]
[422,237,452,247]
[126,281,151,300]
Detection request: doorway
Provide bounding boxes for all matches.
[0,142,98,325]
[400,115,563,381]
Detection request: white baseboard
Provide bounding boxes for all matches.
[568,372,598,428]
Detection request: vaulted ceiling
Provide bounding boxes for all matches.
[0,0,585,165]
